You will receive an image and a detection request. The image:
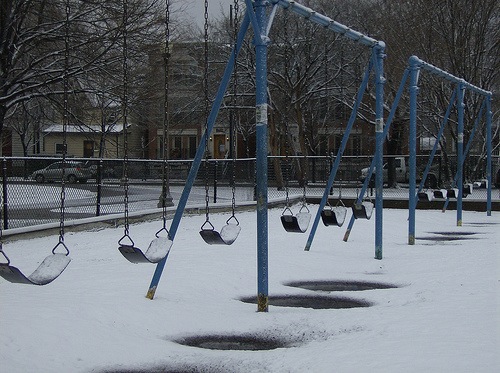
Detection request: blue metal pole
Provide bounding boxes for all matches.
[443,99,486,212]
[305,57,374,251]
[146,12,250,300]
[407,57,493,223]
[253,0,269,313]
[456,83,465,226]
[486,94,492,216]
[416,57,491,97]
[269,0,380,48]
[373,44,386,260]
[408,56,420,245]
[343,69,409,242]
[416,89,457,195]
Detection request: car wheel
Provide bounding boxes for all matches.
[35,174,45,183]
[67,174,77,183]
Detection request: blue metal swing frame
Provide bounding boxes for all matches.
[146,0,387,308]
[407,56,493,244]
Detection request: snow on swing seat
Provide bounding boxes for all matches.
[200,223,241,245]
[219,224,241,245]
[417,190,434,201]
[446,188,459,199]
[433,189,447,199]
[352,201,373,220]
[144,236,173,262]
[281,212,311,233]
[321,205,347,227]
[0,254,71,286]
[119,237,172,264]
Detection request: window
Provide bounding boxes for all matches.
[351,135,361,156]
[189,136,197,158]
[55,143,67,154]
[170,136,182,159]
[83,140,94,158]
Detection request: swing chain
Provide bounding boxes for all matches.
[52,239,70,256]
[300,150,309,213]
[122,0,130,237]
[301,152,307,208]
[59,0,71,243]
[284,117,290,207]
[161,0,171,234]
[230,0,239,219]
[118,233,134,247]
[155,226,169,239]
[203,0,210,224]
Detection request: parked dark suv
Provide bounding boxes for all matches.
[31,161,92,183]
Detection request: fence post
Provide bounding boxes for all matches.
[2,158,8,230]
[213,160,217,203]
[96,159,102,216]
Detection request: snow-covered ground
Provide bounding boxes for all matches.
[0,206,498,372]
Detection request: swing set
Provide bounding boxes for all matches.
[304,44,385,256]
[405,56,493,244]
[142,0,388,308]
[1,2,493,315]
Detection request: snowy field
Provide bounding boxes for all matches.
[0,206,498,372]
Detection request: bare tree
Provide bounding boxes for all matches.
[1,0,186,159]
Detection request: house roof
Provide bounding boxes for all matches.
[43,124,130,134]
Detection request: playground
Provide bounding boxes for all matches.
[1,0,498,371]
[0,207,498,372]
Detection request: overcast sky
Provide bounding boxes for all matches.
[178,0,236,28]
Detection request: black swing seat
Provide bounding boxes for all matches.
[429,185,471,200]
[446,188,459,199]
[119,237,172,264]
[200,223,241,245]
[433,189,447,199]
[321,206,347,227]
[463,184,472,197]
[417,190,434,201]
[352,201,373,220]
[0,254,71,285]
[281,212,311,233]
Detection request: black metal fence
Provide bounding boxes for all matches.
[1,155,497,230]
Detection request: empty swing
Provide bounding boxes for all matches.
[281,155,311,233]
[0,173,71,285]
[0,2,72,284]
[0,236,70,285]
[199,0,240,246]
[321,182,347,227]
[352,188,374,220]
[118,0,171,263]
[200,215,241,245]
[417,189,434,202]
[199,124,241,245]
[432,188,448,199]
